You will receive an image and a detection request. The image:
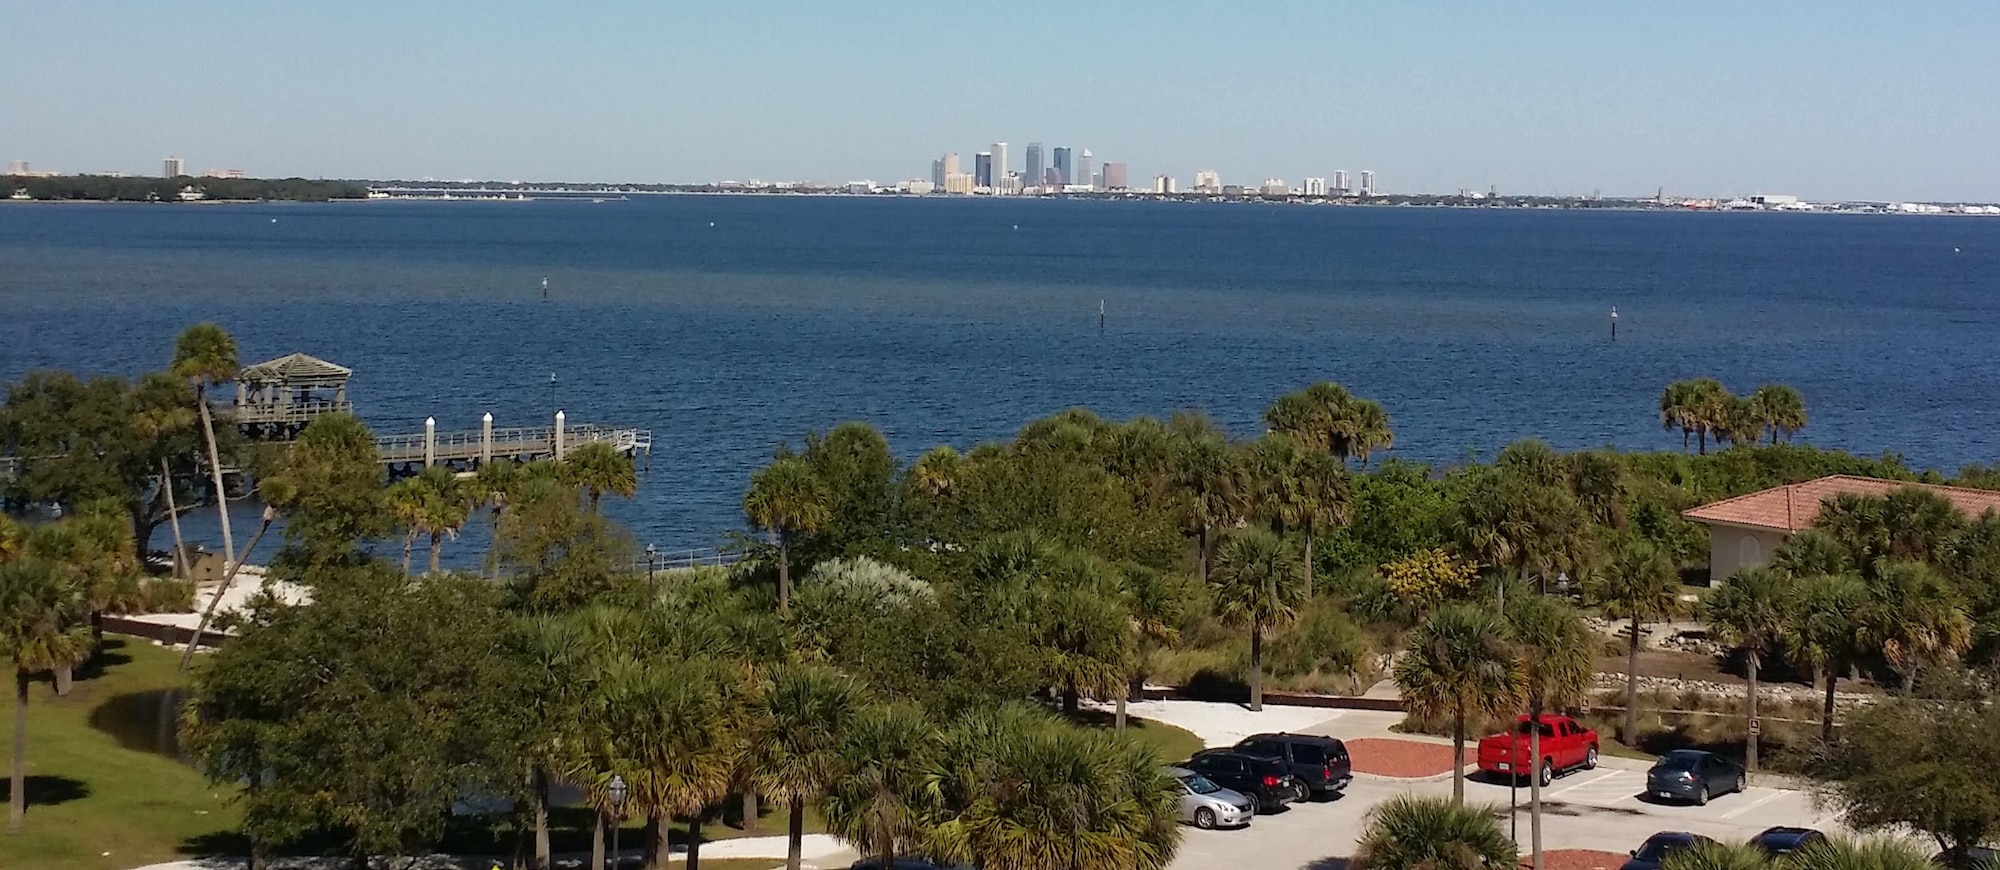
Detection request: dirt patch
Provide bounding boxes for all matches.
[1528,850,1629,870]
[1346,738,1477,778]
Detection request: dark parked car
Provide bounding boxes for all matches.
[1234,733,1354,797]
[1644,750,1745,805]
[1750,827,1827,858]
[1182,750,1305,811]
[1621,832,1717,870]
[1934,846,1999,870]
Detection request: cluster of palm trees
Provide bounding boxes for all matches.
[383,441,638,577]
[1659,379,1807,453]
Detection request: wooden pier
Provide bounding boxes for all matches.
[377,413,652,472]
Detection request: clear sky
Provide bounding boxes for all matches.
[5,0,1998,201]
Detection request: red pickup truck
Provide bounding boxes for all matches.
[1475,714,1599,786]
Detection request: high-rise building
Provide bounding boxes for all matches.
[974,152,994,188]
[931,158,945,187]
[1332,170,1350,195]
[163,156,185,178]
[990,143,1008,187]
[1051,146,1074,184]
[1360,171,1377,196]
[1193,170,1221,193]
[1260,178,1290,196]
[1025,143,1044,189]
[1102,162,1129,191]
[1043,167,1062,187]
[944,172,975,194]
[1304,177,1328,196]
[1153,174,1177,194]
[1078,150,1094,189]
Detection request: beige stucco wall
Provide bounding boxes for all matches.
[1703,524,1792,583]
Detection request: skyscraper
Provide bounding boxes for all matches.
[1333,170,1350,195]
[163,156,185,178]
[1025,143,1044,190]
[990,142,1008,188]
[1052,146,1074,184]
[1193,170,1220,193]
[931,158,945,187]
[1153,174,1177,194]
[1102,162,1129,191]
[974,152,994,188]
[1360,171,1377,196]
[1077,150,1094,190]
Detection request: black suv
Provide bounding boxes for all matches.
[1182,750,1305,811]
[1234,733,1353,798]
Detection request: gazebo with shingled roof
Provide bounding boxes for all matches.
[227,352,353,440]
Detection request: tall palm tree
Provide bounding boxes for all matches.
[415,466,473,574]
[563,441,639,511]
[24,506,135,695]
[1505,595,1592,870]
[1350,794,1517,870]
[1249,436,1351,598]
[1785,571,1869,742]
[1685,378,1731,455]
[169,323,238,578]
[1658,380,1698,453]
[606,658,742,870]
[1659,841,1780,870]
[130,399,198,579]
[1749,383,1807,444]
[1208,530,1305,712]
[1169,433,1245,582]
[821,704,938,870]
[1587,538,1683,745]
[1395,604,1525,803]
[0,557,91,834]
[386,476,428,575]
[1862,560,1972,689]
[752,666,864,870]
[1701,565,1793,774]
[742,456,831,613]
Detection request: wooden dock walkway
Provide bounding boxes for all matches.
[375,412,652,471]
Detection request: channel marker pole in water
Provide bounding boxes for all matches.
[1099,299,1105,332]
[1610,306,1618,340]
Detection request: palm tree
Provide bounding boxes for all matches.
[1659,841,1779,870]
[1587,538,1683,745]
[1785,571,1869,742]
[1267,382,1395,468]
[1659,380,1698,453]
[1504,595,1592,870]
[751,666,864,870]
[169,323,238,578]
[606,658,742,870]
[1788,837,1937,870]
[1701,565,1793,774]
[821,704,938,870]
[946,726,1179,870]
[1395,604,1524,803]
[130,399,198,579]
[1249,436,1351,598]
[1208,530,1305,712]
[742,456,831,613]
[386,476,427,575]
[1170,433,1246,582]
[415,466,473,574]
[1862,560,1972,690]
[1749,384,1807,444]
[1350,794,1516,870]
[563,441,638,511]
[1685,378,1731,455]
[0,557,91,834]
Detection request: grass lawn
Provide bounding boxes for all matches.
[0,635,238,870]
[1064,709,1206,765]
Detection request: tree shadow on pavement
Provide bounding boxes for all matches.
[1300,857,1352,870]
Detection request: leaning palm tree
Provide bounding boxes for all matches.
[1505,595,1592,870]
[1787,837,1937,870]
[1208,530,1305,711]
[562,440,639,511]
[742,456,831,613]
[1350,794,1517,870]
[1587,538,1683,745]
[130,398,198,579]
[820,704,939,870]
[1659,841,1779,870]
[1749,383,1807,444]
[1701,565,1794,773]
[1395,604,1525,803]
[751,666,864,870]
[1,557,92,834]
[169,323,239,578]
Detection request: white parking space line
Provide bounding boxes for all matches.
[1719,790,1787,819]
[1547,771,1623,798]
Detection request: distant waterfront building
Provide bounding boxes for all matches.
[1221,184,1246,196]
[1360,171,1377,196]
[5,160,26,176]
[998,174,1024,195]
[1303,177,1328,196]
[974,152,994,188]
[163,156,186,178]
[990,143,1009,190]
[203,168,247,179]
[1025,143,1044,190]
[904,179,937,194]
[1333,170,1351,195]
[943,172,975,194]
[1103,162,1129,191]
[1052,146,1074,184]
[1078,149,1094,190]
[1043,167,1062,187]
[931,158,946,187]
[1260,178,1290,197]
[1193,170,1221,193]
[1153,174,1177,194]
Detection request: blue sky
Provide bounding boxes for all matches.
[5,1,1997,200]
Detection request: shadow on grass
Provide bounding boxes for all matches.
[88,688,189,759]
[0,774,89,807]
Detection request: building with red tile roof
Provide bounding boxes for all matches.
[1683,474,2000,580]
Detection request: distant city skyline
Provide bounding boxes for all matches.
[5,2,1998,201]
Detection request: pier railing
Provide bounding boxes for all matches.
[635,547,744,573]
[375,421,651,466]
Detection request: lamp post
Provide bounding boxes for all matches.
[607,774,628,870]
[645,544,657,579]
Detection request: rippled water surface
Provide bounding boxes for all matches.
[4,197,1997,550]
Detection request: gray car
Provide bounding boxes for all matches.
[1167,766,1255,829]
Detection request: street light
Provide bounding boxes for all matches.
[607,774,628,870]
[645,544,658,579]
